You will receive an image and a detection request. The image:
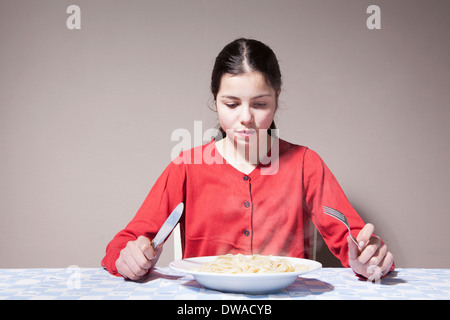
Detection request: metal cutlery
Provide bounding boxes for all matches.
[151,202,184,249]
[323,205,362,249]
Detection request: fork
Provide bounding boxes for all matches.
[323,206,362,249]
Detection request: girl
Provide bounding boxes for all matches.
[102,38,394,281]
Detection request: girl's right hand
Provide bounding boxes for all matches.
[115,235,162,280]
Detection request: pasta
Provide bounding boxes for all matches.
[194,254,309,274]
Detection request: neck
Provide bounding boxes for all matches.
[219,130,274,168]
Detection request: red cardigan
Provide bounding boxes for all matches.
[102,139,390,276]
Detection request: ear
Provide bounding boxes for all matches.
[275,89,281,110]
[208,98,218,112]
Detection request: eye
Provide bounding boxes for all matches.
[225,102,238,108]
[253,102,267,108]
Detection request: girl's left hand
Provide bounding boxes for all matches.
[348,223,394,281]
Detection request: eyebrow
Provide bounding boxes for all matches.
[219,94,273,100]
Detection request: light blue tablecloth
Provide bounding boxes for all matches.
[0,267,449,300]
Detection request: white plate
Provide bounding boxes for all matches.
[169,255,322,294]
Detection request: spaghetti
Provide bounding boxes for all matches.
[194,254,309,274]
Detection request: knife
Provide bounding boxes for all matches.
[151,202,184,249]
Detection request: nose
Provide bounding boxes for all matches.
[239,104,253,125]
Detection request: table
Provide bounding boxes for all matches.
[0,267,449,300]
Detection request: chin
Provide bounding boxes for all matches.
[233,134,258,147]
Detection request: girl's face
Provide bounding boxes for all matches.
[216,71,278,147]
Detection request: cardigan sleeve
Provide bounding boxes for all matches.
[101,158,186,276]
[303,148,394,272]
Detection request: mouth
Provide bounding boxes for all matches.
[235,129,256,138]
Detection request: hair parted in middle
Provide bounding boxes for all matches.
[210,38,282,135]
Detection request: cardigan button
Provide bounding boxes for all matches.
[243,230,250,236]
[243,175,250,181]
[244,201,250,208]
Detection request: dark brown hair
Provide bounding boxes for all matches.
[211,38,282,135]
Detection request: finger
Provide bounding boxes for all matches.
[122,239,152,276]
[380,251,395,276]
[118,263,135,280]
[115,257,132,279]
[366,264,383,282]
[131,239,155,272]
[358,236,382,265]
[366,251,394,282]
[121,245,148,278]
[138,237,156,262]
[347,235,359,260]
[153,243,164,259]
[127,255,149,278]
[117,252,141,280]
[369,243,388,267]
[356,223,375,248]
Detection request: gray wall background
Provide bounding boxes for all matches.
[1,0,449,269]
